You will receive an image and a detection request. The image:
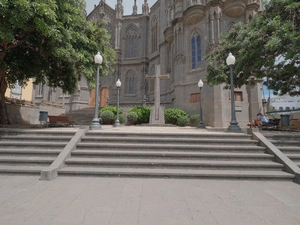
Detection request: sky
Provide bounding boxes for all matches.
[86,0,157,15]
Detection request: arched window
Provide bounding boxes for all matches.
[151,17,158,53]
[191,30,201,69]
[125,25,139,58]
[125,70,137,95]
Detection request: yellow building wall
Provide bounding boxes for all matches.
[5,79,34,101]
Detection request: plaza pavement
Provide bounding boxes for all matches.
[0,125,300,225]
[0,176,300,225]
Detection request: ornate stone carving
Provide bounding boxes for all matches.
[223,0,247,18]
[164,26,174,43]
[183,5,205,25]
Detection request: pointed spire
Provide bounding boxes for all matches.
[142,0,149,16]
[133,0,138,15]
[115,0,123,19]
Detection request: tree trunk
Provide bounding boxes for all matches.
[0,70,10,125]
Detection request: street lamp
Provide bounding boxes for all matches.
[226,53,242,132]
[90,52,103,130]
[197,79,206,129]
[114,79,121,127]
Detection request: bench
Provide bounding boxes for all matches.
[248,118,280,130]
[48,115,75,127]
[262,119,280,130]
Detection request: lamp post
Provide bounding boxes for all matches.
[197,79,206,129]
[226,53,242,132]
[90,52,103,130]
[114,79,121,127]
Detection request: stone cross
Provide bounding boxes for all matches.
[147,65,170,124]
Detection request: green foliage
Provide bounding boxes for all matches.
[119,114,126,124]
[126,112,138,125]
[177,116,190,127]
[100,106,123,116]
[190,114,200,127]
[205,0,300,96]
[100,110,115,125]
[0,0,115,124]
[164,108,189,125]
[128,106,151,124]
[0,1,115,94]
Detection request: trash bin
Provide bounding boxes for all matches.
[280,114,290,131]
[39,111,48,127]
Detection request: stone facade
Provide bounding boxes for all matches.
[85,0,264,128]
[30,0,264,128]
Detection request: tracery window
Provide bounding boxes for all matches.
[191,30,201,69]
[125,70,137,95]
[125,25,139,58]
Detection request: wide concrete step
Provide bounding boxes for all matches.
[76,143,266,152]
[286,154,300,160]
[58,167,295,180]
[0,142,67,149]
[0,135,73,142]
[86,132,252,140]
[65,158,283,170]
[0,130,76,137]
[0,165,45,175]
[277,146,300,153]
[263,134,300,140]
[71,150,273,160]
[269,140,300,147]
[0,149,61,156]
[0,156,55,165]
[81,137,258,145]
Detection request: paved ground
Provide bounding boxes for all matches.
[1,126,300,225]
[0,176,300,225]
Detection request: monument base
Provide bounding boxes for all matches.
[149,105,165,125]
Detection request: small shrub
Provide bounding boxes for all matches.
[119,114,126,124]
[126,112,138,125]
[164,108,189,125]
[100,110,115,124]
[190,114,200,127]
[128,106,151,124]
[177,116,190,127]
[100,106,123,116]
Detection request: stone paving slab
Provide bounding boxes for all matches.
[0,176,300,225]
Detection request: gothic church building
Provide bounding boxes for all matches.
[29,0,264,128]
[86,0,264,128]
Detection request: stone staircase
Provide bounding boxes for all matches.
[58,131,295,180]
[262,132,300,168]
[0,129,76,175]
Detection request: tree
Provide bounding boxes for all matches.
[0,0,115,124]
[205,0,300,96]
